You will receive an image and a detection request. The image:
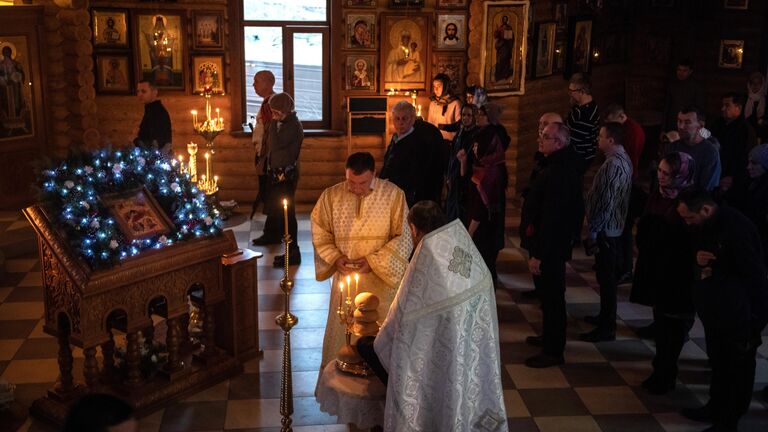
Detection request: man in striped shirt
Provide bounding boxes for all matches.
[566,73,600,171]
[581,122,633,342]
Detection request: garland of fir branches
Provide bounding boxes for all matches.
[37,146,222,269]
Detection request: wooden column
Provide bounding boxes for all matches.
[202,304,218,358]
[125,332,143,387]
[54,329,75,394]
[83,347,99,389]
[165,317,183,373]
[101,331,115,382]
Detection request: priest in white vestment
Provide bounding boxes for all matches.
[373,201,507,432]
[311,152,413,377]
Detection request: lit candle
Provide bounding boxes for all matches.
[216,108,221,125]
[346,275,351,301]
[417,104,422,118]
[339,282,344,310]
[213,175,218,189]
[354,273,359,298]
[205,152,210,181]
[282,199,289,237]
[191,110,198,126]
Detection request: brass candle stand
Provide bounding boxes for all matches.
[335,287,375,377]
[275,206,297,432]
[192,87,225,154]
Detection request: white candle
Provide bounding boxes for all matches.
[282,199,289,237]
[191,110,198,126]
[354,273,359,298]
[205,152,210,180]
[339,282,344,310]
[346,275,351,301]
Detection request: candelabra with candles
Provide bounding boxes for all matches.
[336,274,375,377]
[179,143,218,195]
[276,199,297,431]
[191,86,225,154]
[385,88,422,118]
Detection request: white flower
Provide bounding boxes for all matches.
[137,157,146,167]
[181,226,189,234]
[170,182,180,192]
[112,163,123,174]
[64,180,74,189]
[204,216,213,225]
[109,240,119,249]
[90,220,100,229]
[160,162,171,171]
[80,201,90,209]
[84,166,93,174]
[159,235,168,244]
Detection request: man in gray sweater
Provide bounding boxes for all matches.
[669,107,722,192]
[581,122,633,342]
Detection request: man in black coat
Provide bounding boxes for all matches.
[134,80,172,155]
[710,93,757,194]
[520,122,584,368]
[380,101,445,208]
[677,189,768,432]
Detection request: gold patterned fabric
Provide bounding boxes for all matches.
[311,178,413,371]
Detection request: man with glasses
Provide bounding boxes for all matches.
[566,73,600,172]
[520,122,584,368]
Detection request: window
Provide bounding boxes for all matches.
[242,1,330,128]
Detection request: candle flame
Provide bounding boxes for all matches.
[191,110,197,115]
[354,273,359,283]
[205,152,209,159]
[283,198,288,208]
[339,282,344,292]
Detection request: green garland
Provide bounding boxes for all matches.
[38,146,222,269]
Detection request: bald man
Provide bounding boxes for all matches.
[519,112,565,299]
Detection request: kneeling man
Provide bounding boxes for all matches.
[359,201,507,432]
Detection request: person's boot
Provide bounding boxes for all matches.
[579,326,616,342]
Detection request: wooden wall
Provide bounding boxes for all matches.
[21,0,768,206]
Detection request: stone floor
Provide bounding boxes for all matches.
[1,207,767,431]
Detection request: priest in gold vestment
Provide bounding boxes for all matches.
[311,152,413,373]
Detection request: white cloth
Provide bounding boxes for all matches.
[374,219,507,432]
[427,99,461,141]
[316,362,386,429]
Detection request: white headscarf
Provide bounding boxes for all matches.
[745,72,766,120]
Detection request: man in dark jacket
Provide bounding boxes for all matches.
[710,93,757,194]
[520,122,584,368]
[677,189,768,432]
[380,101,445,207]
[134,80,172,155]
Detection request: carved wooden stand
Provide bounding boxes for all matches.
[22,205,255,426]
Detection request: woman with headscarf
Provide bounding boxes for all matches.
[264,92,303,267]
[427,73,461,142]
[745,72,766,142]
[459,103,507,286]
[631,151,697,394]
[445,103,478,224]
[728,144,768,266]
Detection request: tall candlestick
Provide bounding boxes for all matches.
[282,199,289,237]
[205,152,210,181]
[354,273,359,298]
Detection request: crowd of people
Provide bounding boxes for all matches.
[516,64,768,432]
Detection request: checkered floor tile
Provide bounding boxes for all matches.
[1,208,767,431]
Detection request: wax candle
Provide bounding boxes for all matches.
[282,199,289,237]
[191,110,198,126]
[213,175,218,189]
[354,273,359,298]
[346,275,351,301]
[417,104,422,118]
[339,282,344,310]
[205,152,210,181]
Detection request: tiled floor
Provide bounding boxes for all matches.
[1,207,767,431]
